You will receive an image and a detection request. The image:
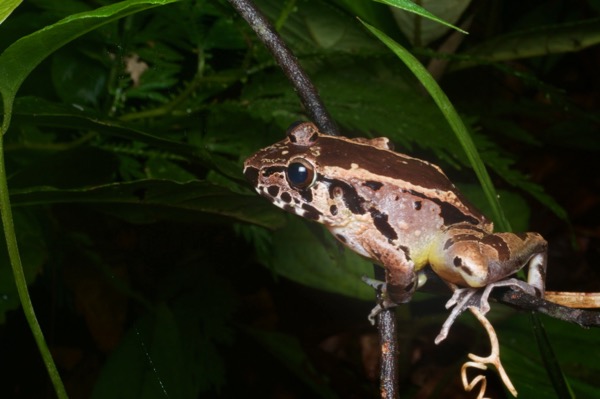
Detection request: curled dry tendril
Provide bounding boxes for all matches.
[461,306,518,398]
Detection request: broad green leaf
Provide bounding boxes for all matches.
[374,0,467,36]
[51,48,108,107]
[458,185,531,232]
[0,0,22,26]
[11,179,285,229]
[246,327,338,399]
[146,157,197,181]
[0,0,180,136]
[92,305,187,399]
[457,19,600,69]
[12,96,246,180]
[0,0,179,100]
[11,98,190,154]
[260,217,375,301]
[0,3,181,398]
[8,147,118,190]
[498,314,599,398]
[530,315,574,398]
[93,272,234,398]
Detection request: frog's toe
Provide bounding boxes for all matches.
[437,278,539,343]
[436,288,480,344]
[366,298,399,325]
[479,277,538,314]
[362,277,401,325]
[361,276,386,291]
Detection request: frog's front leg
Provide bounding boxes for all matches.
[362,239,419,323]
[430,228,547,341]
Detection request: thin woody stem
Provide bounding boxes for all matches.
[377,304,400,399]
[226,0,338,136]
[226,2,397,398]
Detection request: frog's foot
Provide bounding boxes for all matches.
[361,276,399,325]
[435,278,538,344]
[435,287,479,344]
[461,306,518,398]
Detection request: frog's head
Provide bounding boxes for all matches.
[243,122,335,223]
[244,121,491,239]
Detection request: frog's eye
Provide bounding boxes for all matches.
[286,159,316,189]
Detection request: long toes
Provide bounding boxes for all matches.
[361,276,386,291]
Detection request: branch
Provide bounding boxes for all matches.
[496,289,600,327]
[226,0,338,135]
[420,269,600,327]
[227,1,397,397]
[377,304,400,399]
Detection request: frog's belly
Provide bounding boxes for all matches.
[328,222,438,271]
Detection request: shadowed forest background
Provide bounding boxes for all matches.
[0,0,599,398]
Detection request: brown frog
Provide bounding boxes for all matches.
[243,122,547,327]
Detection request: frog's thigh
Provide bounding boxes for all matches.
[364,239,416,303]
[489,232,547,295]
[433,232,547,291]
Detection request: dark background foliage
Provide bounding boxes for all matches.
[0,0,599,397]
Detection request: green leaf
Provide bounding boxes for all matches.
[51,48,108,107]
[389,0,471,46]
[458,185,531,232]
[0,3,182,398]
[11,97,245,179]
[246,327,338,399]
[457,19,600,69]
[0,0,22,26]
[11,179,286,229]
[93,270,235,398]
[373,0,468,36]
[145,157,196,181]
[92,305,187,399]
[8,147,118,189]
[359,19,510,230]
[259,217,375,301]
[12,97,186,151]
[0,0,179,106]
[498,314,599,398]
[530,314,574,398]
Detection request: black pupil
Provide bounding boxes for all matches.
[288,162,309,185]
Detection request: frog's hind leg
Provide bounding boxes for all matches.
[432,230,548,343]
[431,230,547,293]
[484,232,548,298]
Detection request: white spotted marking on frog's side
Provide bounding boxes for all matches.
[243,121,548,309]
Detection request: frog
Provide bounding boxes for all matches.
[243,122,548,335]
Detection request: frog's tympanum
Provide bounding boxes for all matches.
[244,122,547,327]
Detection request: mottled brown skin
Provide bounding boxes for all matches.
[244,122,548,305]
